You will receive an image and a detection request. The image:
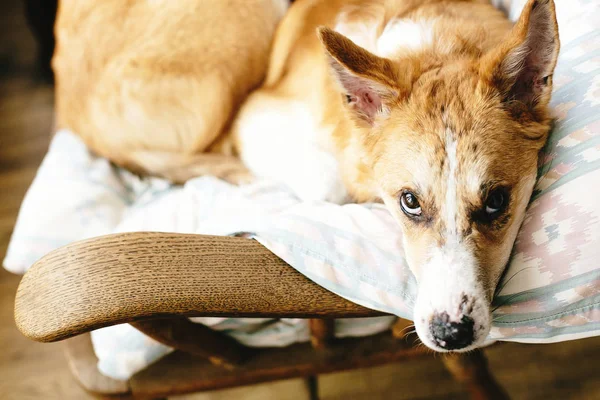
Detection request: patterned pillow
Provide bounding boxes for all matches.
[487,0,600,342]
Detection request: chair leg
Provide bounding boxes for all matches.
[309,319,335,349]
[305,375,319,400]
[442,349,509,400]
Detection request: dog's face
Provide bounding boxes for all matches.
[373,72,543,351]
[320,0,559,351]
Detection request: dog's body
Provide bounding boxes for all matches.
[53,0,559,351]
[231,0,559,351]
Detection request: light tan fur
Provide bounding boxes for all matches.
[53,0,287,181]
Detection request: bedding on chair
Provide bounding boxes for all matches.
[4,0,599,381]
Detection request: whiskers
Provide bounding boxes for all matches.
[397,323,415,336]
[404,327,427,350]
[491,267,535,315]
[491,292,527,315]
[494,267,535,298]
[412,338,437,355]
[396,323,421,346]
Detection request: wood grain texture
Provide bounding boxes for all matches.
[14,232,385,343]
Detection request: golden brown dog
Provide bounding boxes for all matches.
[230,0,559,351]
[53,0,288,181]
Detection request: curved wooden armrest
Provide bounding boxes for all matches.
[15,232,385,342]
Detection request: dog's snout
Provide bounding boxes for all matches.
[430,312,475,350]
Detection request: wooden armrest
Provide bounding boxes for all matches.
[15,232,385,342]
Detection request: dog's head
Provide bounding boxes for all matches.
[319,0,559,351]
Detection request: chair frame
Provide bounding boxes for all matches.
[15,232,509,399]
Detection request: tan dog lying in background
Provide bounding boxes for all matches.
[53,0,288,181]
[54,0,559,352]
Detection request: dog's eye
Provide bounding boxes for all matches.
[485,189,507,215]
[400,192,422,216]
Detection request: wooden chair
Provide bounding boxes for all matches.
[14,232,509,399]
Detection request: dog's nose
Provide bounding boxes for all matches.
[429,312,474,350]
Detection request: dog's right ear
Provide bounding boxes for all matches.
[318,27,401,125]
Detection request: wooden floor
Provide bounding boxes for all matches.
[1,0,599,399]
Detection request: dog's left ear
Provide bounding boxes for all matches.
[318,27,401,125]
[479,0,560,116]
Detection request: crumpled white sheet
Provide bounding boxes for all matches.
[4,130,401,379]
